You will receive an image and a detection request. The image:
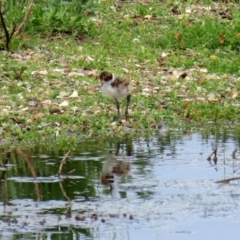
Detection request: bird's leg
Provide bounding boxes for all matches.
[125,94,131,120]
[115,99,121,121]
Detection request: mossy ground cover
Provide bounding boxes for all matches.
[0,0,240,144]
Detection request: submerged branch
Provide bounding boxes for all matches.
[217,149,240,182]
[59,181,71,202]
[216,177,240,184]
[207,148,217,162]
[56,150,70,176]
[15,147,41,201]
[232,149,240,160]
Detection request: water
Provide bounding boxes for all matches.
[1,127,240,239]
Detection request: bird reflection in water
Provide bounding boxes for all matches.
[101,140,132,187]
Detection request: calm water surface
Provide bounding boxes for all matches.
[1,127,240,239]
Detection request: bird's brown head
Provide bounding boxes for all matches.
[99,71,113,82]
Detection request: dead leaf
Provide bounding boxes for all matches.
[26,119,33,124]
[69,90,78,98]
[50,106,61,114]
[0,108,10,115]
[59,100,69,107]
[71,106,78,114]
[175,32,181,39]
[40,99,52,108]
[21,34,28,39]
[33,113,44,120]
[92,18,102,25]
[207,93,218,102]
[57,91,69,98]
[38,69,48,75]
[143,15,152,20]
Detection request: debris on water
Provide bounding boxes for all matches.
[84,194,90,201]
[207,148,217,164]
[216,177,240,184]
[232,149,240,160]
[91,214,98,220]
[75,215,85,221]
[39,219,46,225]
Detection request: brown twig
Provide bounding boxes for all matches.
[1,179,8,208]
[56,150,70,176]
[231,149,240,173]
[59,181,71,201]
[207,148,217,161]
[65,169,76,176]
[1,1,4,11]
[216,177,240,184]
[65,200,73,218]
[232,149,240,160]
[13,0,34,36]
[1,171,6,180]
[15,147,41,201]
[9,23,16,39]
[0,6,10,49]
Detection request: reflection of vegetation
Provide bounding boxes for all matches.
[46,226,93,239]
[1,127,240,203]
[11,226,93,239]
[0,135,135,203]
[136,190,154,199]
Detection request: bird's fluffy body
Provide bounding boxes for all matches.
[99,71,131,121]
[99,72,130,101]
